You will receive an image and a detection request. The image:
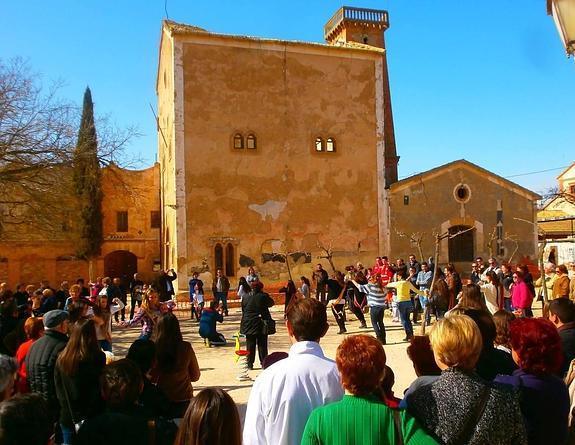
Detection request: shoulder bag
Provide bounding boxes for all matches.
[261,318,276,336]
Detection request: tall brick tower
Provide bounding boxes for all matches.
[324,6,399,186]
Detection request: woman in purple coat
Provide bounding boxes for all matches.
[495,317,569,445]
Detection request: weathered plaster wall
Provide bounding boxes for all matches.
[389,165,538,270]
[0,165,161,286]
[173,38,384,287]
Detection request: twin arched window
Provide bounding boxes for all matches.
[214,242,236,277]
[233,133,257,150]
[315,137,336,152]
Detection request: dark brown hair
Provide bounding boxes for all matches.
[287,298,328,341]
[407,335,441,376]
[459,284,488,311]
[56,319,101,376]
[175,388,241,445]
[155,312,184,372]
[101,359,143,409]
[493,310,515,349]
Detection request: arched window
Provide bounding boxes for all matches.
[225,243,235,277]
[326,137,336,152]
[448,225,474,262]
[233,133,244,149]
[214,243,224,271]
[315,137,324,152]
[246,134,257,149]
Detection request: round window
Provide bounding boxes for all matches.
[453,184,471,203]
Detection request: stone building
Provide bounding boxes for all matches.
[388,160,540,271]
[0,164,161,286]
[157,7,399,290]
[156,7,543,292]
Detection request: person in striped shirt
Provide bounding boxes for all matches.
[352,273,388,344]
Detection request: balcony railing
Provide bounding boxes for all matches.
[324,6,389,40]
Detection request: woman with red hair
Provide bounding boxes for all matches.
[495,317,569,445]
[302,335,439,445]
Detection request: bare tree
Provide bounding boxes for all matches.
[542,186,575,206]
[317,239,336,274]
[395,229,427,261]
[0,58,138,239]
[420,226,476,335]
[504,233,520,264]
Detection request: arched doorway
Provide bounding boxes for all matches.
[104,250,138,285]
[448,225,474,262]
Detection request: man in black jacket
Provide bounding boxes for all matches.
[548,298,575,376]
[26,310,69,421]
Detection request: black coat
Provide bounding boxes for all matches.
[26,330,68,416]
[240,291,274,336]
[559,323,575,376]
[54,353,106,426]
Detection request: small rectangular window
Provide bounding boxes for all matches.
[150,211,161,229]
[570,184,575,195]
[116,211,128,232]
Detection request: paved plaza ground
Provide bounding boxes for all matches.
[112,304,421,423]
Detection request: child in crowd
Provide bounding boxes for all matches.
[93,294,125,352]
[191,283,204,322]
[121,287,174,341]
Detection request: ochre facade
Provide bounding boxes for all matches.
[157,11,398,291]
[389,160,540,272]
[0,164,161,286]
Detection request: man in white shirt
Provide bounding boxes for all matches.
[243,298,343,445]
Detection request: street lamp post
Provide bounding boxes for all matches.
[547,0,575,58]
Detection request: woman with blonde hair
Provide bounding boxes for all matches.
[174,388,241,445]
[405,315,527,444]
[121,286,174,340]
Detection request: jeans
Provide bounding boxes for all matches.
[99,339,112,352]
[369,305,386,343]
[60,423,75,445]
[214,292,228,313]
[504,298,512,312]
[397,300,414,338]
[419,296,430,324]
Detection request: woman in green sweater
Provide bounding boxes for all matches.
[301,334,439,445]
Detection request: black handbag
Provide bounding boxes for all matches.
[261,318,276,336]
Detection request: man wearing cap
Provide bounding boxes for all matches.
[26,310,69,425]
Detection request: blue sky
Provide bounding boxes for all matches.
[1,1,573,194]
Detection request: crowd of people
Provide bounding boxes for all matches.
[0,256,575,444]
